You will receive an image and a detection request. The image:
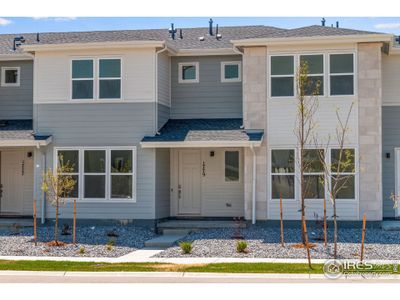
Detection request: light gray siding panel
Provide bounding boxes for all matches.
[0,60,33,120]
[155,148,170,219]
[382,106,398,218]
[157,103,170,130]
[35,103,156,220]
[171,55,242,119]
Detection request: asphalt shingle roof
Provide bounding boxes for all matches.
[141,119,263,143]
[0,24,385,55]
[0,120,50,141]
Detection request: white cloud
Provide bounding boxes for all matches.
[374,23,400,29]
[32,17,77,22]
[0,18,12,26]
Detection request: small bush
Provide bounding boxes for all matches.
[106,239,115,251]
[236,240,248,253]
[78,246,86,254]
[179,241,193,254]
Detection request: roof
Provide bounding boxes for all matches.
[0,24,389,55]
[0,120,51,145]
[141,119,263,148]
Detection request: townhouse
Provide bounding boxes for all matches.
[0,22,398,224]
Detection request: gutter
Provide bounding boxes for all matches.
[154,44,168,134]
[250,145,257,225]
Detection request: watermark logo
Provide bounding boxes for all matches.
[323,259,344,279]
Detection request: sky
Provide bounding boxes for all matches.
[0,17,400,35]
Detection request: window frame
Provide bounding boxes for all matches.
[269,54,296,99]
[97,57,122,100]
[178,62,199,84]
[221,61,242,83]
[1,66,20,87]
[328,53,356,97]
[70,58,95,100]
[299,54,325,97]
[54,146,137,202]
[223,149,241,183]
[270,148,297,201]
[329,148,357,200]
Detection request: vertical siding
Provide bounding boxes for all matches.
[155,148,170,219]
[170,55,243,119]
[0,60,33,120]
[35,103,157,220]
[382,106,398,218]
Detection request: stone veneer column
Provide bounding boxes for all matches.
[358,42,383,221]
[242,46,268,220]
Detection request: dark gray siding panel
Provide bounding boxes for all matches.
[158,103,170,130]
[171,55,242,119]
[155,148,170,219]
[0,60,33,120]
[382,106,398,218]
[36,103,156,220]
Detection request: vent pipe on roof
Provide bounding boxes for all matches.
[169,23,177,40]
[336,21,339,28]
[12,36,25,51]
[209,18,213,36]
[216,24,222,40]
[321,18,326,26]
[179,29,183,39]
[36,33,40,42]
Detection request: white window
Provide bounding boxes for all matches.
[71,59,94,99]
[330,148,356,199]
[55,147,136,201]
[178,62,199,83]
[329,53,355,96]
[224,150,240,182]
[271,149,295,199]
[98,58,121,99]
[221,61,241,82]
[299,54,324,96]
[1,67,20,87]
[270,56,295,97]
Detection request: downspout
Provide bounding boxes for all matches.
[233,46,245,127]
[155,45,168,134]
[250,145,257,225]
[41,151,46,224]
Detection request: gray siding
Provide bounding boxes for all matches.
[0,60,33,120]
[171,55,242,119]
[35,103,157,220]
[157,103,170,130]
[155,148,170,219]
[382,106,398,218]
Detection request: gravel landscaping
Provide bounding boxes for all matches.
[0,225,156,258]
[155,226,400,260]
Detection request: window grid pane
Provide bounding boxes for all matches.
[72,60,93,78]
[5,69,18,84]
[330,54,354,74]
[225,151,239,182]
[330,75,354,95]
[99,79,121,99]
[99,59,121,78]
[300,55,323,74]
[182,65,196,80]
[84,150,106,173]
[72,80,93,99]
[224,64,239,79]
[271,56,294,75]
[111,175,133,199]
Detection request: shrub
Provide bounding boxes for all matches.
[106,239,115,251]
[78,246,86,254]
[236,240,248,253]
[179,241,193,254]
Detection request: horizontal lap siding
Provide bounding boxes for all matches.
[0,60,33,120]
[35,103,156,220]
[171,55,242,119]
[382,106,398,218]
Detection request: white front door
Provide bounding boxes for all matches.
[178,150,201,215]
[0,150,24,215]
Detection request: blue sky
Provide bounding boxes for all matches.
[0,17,400,34]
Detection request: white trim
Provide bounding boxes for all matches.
[221,61,242,83]
[1,67,21,87]
[54,146,137,203]
[178,62,199,84]
[140,140,263,148]
[0,137,51,147]
[0,54,33,61]
[176,48,237,56]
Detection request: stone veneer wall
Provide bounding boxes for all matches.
[358,42,383,220]
[242,46,268,220]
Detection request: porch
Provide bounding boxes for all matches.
[141,118,263,222]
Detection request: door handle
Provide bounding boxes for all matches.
[21,160,25,176]
[0,184,3,198]
[178,184,182,199]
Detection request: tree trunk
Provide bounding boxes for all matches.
[55,198,59,244]
[333,197,338,259]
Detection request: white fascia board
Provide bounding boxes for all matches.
[140,140,262,148]
[0,54,34,61]
[175,48,237,56]
[0,137,51,147]
[231,34,394,47]
[21,41,165,52]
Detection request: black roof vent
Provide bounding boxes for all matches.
[216,24,222,40]
[36,33,40,42]
[395,36,400,45]
[13,36,25,51]
[336,21,339,28]
[321,18,326,26]
[169,23,177,40]
[209,18,213,36]
[179,29,183,39]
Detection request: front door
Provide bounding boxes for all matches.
[0,150,24,215]
[178,150,201,215]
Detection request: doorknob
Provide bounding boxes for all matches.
[178,184,182,199]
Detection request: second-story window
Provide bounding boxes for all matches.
[300,55,324,96]
[99,58,121,99]
[178,62,199,83]
[221,61,241,82]
[329,54,354,96]
[72,59,94,99]
[270,56,294,97]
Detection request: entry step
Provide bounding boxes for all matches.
[382,221,400,231]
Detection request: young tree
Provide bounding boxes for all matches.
[41,156,76,245]
[315,103,355,259]
[294,59,321,267]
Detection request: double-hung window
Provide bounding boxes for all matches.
[331,148,356,199]
[303,149,325,199]
[56,147,136,201]
[329,54,354,96]
[99,58,121,99]
[270,56,295,97]
[72,59,94,99]
[271,149,295,199]
[299,55,324,96]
